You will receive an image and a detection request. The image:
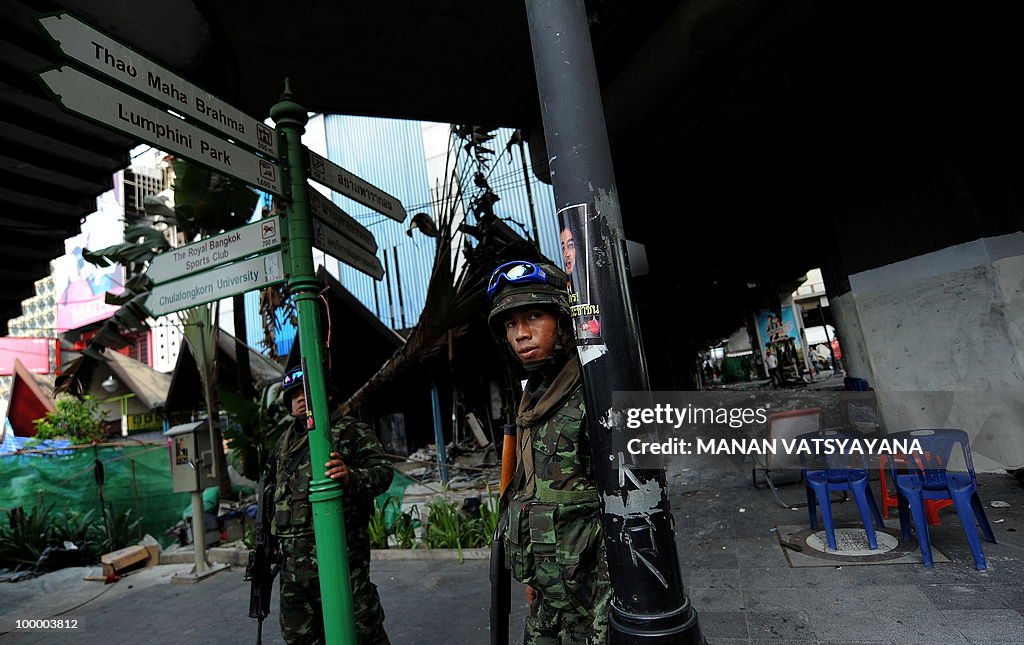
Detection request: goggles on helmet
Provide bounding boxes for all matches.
[487,261,563,301]
[281,367,304,391]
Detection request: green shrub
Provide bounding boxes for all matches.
[368,499,389,550]
[477,489,500,544]
[52,509,98,554]
[423,497,474,556]
[391,505,418,550]
[369,498,419,550]
[33,394,108,444]
[93,505,141,554]
[0,505,57,570]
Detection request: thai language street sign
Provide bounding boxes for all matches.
[312,219,384,281]
[37,12,277,159]
[38,66,285,197]
[307,189,377,254]
[144,250,285,317]
[307,150,406,223]
[148,216,283,284]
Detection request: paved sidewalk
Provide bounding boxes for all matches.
[672,448,1024,644]
[1,454,1022,644]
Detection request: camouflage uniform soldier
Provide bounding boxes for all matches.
[265,366,393,644]
[488,260,611,645]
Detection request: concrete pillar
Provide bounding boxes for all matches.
[829,232,1024,471]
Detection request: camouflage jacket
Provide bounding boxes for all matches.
[266,411,393,556]
[502,357,603,586]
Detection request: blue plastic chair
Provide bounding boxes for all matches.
[887,429,996,570]
[844,377,872,392]
[800,429,885,550]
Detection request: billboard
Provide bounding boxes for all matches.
[0,338,53,375]
[755,306,807,365]
[53,191,125,332]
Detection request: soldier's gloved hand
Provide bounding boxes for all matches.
[525,585,538,607]
[325,452,350,487]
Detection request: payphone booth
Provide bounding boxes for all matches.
[165,421,227,582]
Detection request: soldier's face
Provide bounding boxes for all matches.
[504,308,558,365]
[290,392,307,417]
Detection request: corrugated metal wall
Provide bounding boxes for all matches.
[324,115,434,332]
[244,289,296,358]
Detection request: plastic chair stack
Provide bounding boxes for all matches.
[800,428,885,550]
[886,429,996,570]
[878,454,952,525]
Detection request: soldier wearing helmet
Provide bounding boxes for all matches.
[488,260,611,644]
[264,366,393,644]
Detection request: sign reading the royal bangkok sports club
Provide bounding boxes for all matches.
[148,216,283,284]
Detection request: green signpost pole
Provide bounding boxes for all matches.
[270,82,358,645]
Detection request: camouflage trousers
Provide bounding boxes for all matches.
[523,543,611,645]
[279,535,389,645]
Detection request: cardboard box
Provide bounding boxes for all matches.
[138,534,162,568]
[100,544,150,576]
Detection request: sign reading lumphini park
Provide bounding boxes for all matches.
[37,66,285,197]
[37,12,277,159]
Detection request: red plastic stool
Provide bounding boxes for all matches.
[879,454,952,525]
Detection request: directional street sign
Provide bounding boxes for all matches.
[307,188,377,254]
[38,66,285,197]
[148,215,283,284]
[307,150,407,223]
[144,250,285,317]
[37,12,277,159]
[312,218,385,281]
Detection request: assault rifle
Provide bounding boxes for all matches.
[245,476,279,645]
[490,423,517,645]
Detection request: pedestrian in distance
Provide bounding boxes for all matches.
[766,348,781,388]
[264,367,393,644]
[487,260,611,644]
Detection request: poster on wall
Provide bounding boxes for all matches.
[755,307,804,357]
[53,191,125,333]
[558,203,607,365]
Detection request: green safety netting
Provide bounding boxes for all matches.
[374,470,416,530]
[0,443,189,542]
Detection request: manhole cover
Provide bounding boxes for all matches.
[775,524,947,566]
[805,528,900,555]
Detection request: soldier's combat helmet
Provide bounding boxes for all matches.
[487,261,575,371]
[487,260,571,331]
[280,366,305,403]
[280,365,340,404]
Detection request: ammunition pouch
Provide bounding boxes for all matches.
[274,475,313,532]
[502,495,601,588]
